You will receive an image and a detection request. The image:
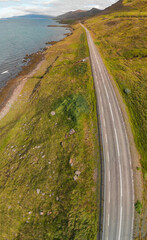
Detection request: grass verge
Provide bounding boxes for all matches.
[0,25,99,239]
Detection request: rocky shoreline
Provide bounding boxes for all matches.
[0,23,73,119]
[0,50,44,112]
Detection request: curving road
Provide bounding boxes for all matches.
[81,24,134,240]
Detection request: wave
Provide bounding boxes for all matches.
[1,70,9,75]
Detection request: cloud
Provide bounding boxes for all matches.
[31,0,119,14]
[0,7,24,18]
[0,0,119,18]
[0,5,53,18]
[0,0,20,2]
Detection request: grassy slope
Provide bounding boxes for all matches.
[0,25,99,239]
[85,0,147,238]
[85,0,147,173]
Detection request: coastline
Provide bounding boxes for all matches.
[0,24,99,238]
[0,51,43,111]
[0,56,45,121]
[0,24,72,121]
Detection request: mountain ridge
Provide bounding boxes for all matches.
[1,14,53,20]
[56,8,101,20]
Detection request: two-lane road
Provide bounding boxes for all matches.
[81,24,134,240]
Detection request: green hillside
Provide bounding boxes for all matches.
[0,26,99,239]
[85,0,147,172]
[85,0,147,238]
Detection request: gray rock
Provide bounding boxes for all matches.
[124,88,131,95]
[51,111,56,116]
[75,170,81,176]
[74,175,78,181]
[69,129,75,135]
[69,158,74,166]
[37,189,40,194]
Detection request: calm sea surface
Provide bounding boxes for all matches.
[0,18,70,90]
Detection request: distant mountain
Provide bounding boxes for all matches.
[56,8,101,20]
[11,14,53,19]
[56,10,86,20]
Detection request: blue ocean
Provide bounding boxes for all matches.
[0,17,70,90]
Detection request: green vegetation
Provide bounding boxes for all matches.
[0,26,99,239]
[85,0,147,174]
[135,200,143,214]
[85,1,147,237]
[60,19,77,25]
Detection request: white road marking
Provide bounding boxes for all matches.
[109,102,115,123]
[104,85,110,100]
[104,118,106,127]
[109,171,110,183]
[105,133,108,143]
[131,169,133,178]
[108,214,110,226]
[96,81,100,92]
[118,206,123,240]
[109,191,110,204]
[107,152,109,163]
[114,127,120,157]
[101,105,104,114]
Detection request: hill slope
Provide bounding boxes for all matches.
[85,0,147,238]
[56,8,101,20]
[0,26,99,239]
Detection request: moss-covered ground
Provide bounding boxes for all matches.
[0,25,99,239]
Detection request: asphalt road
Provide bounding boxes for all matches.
[81,24,134,240]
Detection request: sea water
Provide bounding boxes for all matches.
[0,17,70,90]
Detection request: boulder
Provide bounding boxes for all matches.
[75,170,81,176]
[51,111,56,116]
[37,189,40,194]
[74,175,78,181]
[69,129,75,135]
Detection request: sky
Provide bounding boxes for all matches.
[0,0,119,18]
